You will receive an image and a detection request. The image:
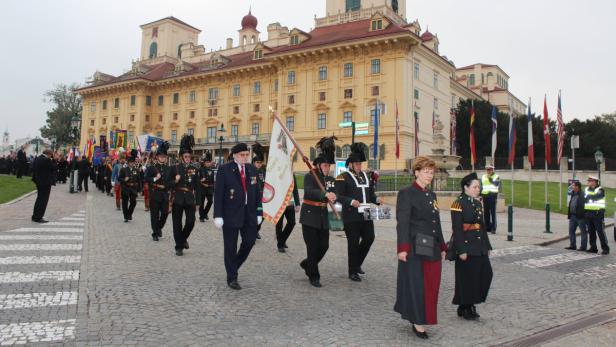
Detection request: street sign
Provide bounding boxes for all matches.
[355,122,369,128]
[339,122,353,128]
[571,135,579,149]
[354,130,369,135]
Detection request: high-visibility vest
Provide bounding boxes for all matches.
[584,186,606,211]
[481,174,499,195]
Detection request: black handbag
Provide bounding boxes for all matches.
[414,233,434,257]
[445,235,456,261]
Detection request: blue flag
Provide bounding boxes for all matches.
[373,100,380,160]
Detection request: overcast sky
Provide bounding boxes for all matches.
[1,0,614,141]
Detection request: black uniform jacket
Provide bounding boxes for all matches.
[299,170,335,230]
[335,170,378,223]
[451,194,492,256]
[396,182,445,261]
[167,163,199,206]
[32,155,57,187]
[214,161,263,228]
[119,165,141,196]
[144,162,171,195]
[198,166,215,195]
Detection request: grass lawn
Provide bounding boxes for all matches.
[0,175,36,204]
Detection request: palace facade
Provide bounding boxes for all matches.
[76,0,523,170]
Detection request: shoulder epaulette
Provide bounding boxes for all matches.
[451,200,462,212]
[336,173,346,181]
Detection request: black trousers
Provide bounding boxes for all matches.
[121,191,137,220]
[483,194,497,232]
[223,222,257,282]
[32,184,51,221]
[587,214,610,252]
[78,172,89,192]
[343,221,375,275]
[149,191,169,237]
[301,225,329,281]
[16,163,24,178]
[198,190,213,220]
[453,255,493,305]
[172,203,196,251]
[103,177,112,194]
[276,205,296,248]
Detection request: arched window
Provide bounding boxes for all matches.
[392,0,399,13]
[149,42,158,59]
[335,146,342,158]
[251,36,256,44]
[242,36,247,46]
[177,44,182,58]
[342,145,351,159]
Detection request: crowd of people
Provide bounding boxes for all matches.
[20,132,612,340]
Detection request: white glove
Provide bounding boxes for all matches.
[257,216,263,224]
[214,218,224,229]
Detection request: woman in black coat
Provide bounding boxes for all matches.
[56,155,68,184]
[450,173,493,320]
[395,156,446,339]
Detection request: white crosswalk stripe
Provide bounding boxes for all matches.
[0,256,81,265]
[490,245,547,258]
[46,222,85,226]
[0,235,82,241]
[0,292,78,310]
[60,217,85,221]
[512,252,601,269]
[0,271,79,283]
[0,244,82,251]
[0,319,76,345]
[5,227,83,233]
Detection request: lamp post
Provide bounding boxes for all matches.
[69,113,81,193]
[218,123,226,166]
[594,147,603,181]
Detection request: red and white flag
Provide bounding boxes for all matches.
[543,95,551,165]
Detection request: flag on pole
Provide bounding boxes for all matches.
[527,99,535,166]
[543,95,551,165]
[451,108,457,155]
[373,99,380,160]
[491,105,498,163]
[262,116,297,224]
[508,113,517,166]
[556,91,565,165]
[470,100,477,165]
[395,101,400,159]
[414,112,420,157]
[67,147,75,163]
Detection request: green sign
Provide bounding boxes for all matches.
[355,130,369,136]
[339,122,353,128]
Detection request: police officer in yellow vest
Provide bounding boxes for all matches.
[584,175,609,255]
[480,165,500,234]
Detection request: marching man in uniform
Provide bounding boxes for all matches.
[214,143,263,290]
[168,135,199,256]
[198,150,215,222]
[335,142,382,282]
[119,149,140,223]
[480,164,500,234]
[584,175,609,255]
[144,141,171,241]
[252,142,266,239]
[299,136,338,288]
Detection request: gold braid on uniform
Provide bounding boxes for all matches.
[450,200,462,212]
[335,173,345,181]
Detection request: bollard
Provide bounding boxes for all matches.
[544,203,552,233]
[507,205,514,241]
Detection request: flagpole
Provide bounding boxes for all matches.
[545,159,548,205]
[511,162,514,205]
[269,107,340,219]
[529,165,532,208]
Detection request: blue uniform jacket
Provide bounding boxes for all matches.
[214,161,263,228]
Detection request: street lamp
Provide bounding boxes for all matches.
[594,147,603,181]
[218,123,226,166]
[69,113,81,193]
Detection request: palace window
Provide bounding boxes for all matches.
[414,89,420,100]
[156,131,163,138]
[274,79,279,92]
[372,86,380,96]
[286,116,295,132]
[290,35,299,45]
[254,104,260,112]
[232,84,241,97]
[90,120,95,126]
[158,114,163,122]
[434,98,439,110]
[233,106,240,114]
[102,100,107,110]
[318,66,328,81]
[343,111,353,123]
[145,115,150,122]
[231,124,239,138]
[371,19,383,31]
[433,71,439,89]
[187,128,194,136]
[173,93,179,104]
[346,0,360,12]
[102,118,107,125]
[287,71,296,85]
[171,130,177,144]
[319,92,326,101]
[207,127,217,141]
[158,95,164,106]
[288,95,295,105]
[146,96,152,106]
[173,113,178,121]
[344,89,353,99]
[469,74,475,86]
[90,102,96,113]
[252,122,260,135]
[414,63,420,80]
[130,114,135,122]
[114,98,119,109]
[254,49,263,60]
[344,63,353,77]
[149,42,157,59]
[317,113,327,129]
[189,91,197,103]
[190,111,195,119]
[208,108,218,117]
[371,59,381,74]
[253,81,261,95]
[130,95,136,106]
[208,88,219,100]
[114,116,119,124]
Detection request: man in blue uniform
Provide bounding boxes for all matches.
[584,175,609,255]
[214,143,263,290]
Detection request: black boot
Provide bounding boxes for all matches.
[470,305,480,318]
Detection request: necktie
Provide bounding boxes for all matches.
[240,165,247,193]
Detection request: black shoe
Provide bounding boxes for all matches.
[34,219,49,224]
[587,249,599,253]
[310,279,322,288]
[184,241,189,249]
[577,248,587,251]
[153,235,159,241]
[349,273,362,282]
[300,260,307,274]
[284,244,289,249]
[565,246,576,250]
[461,307,476,320]
[256,233,261,240]
[204,215,209,220]
[199,219,205,223]
[601,250,610,255]
[277,247,286,253]
[457,306,464,317]
[490,230,496,234]
[128,216,132,221]
[175,249,183,256]
[227,280,242,290]
[471,305,480,318]
[358,268,365,275]
[124,219,129,223]
[412,325,428,339]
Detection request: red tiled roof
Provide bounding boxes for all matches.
[456,63,497,71]
[140,16,201,32]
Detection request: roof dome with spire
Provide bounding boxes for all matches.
[420,29,435,41]
[241,10,258,30]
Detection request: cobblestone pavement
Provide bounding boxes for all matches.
[1,186,615,346]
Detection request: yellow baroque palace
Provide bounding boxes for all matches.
[77,0,524,170]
